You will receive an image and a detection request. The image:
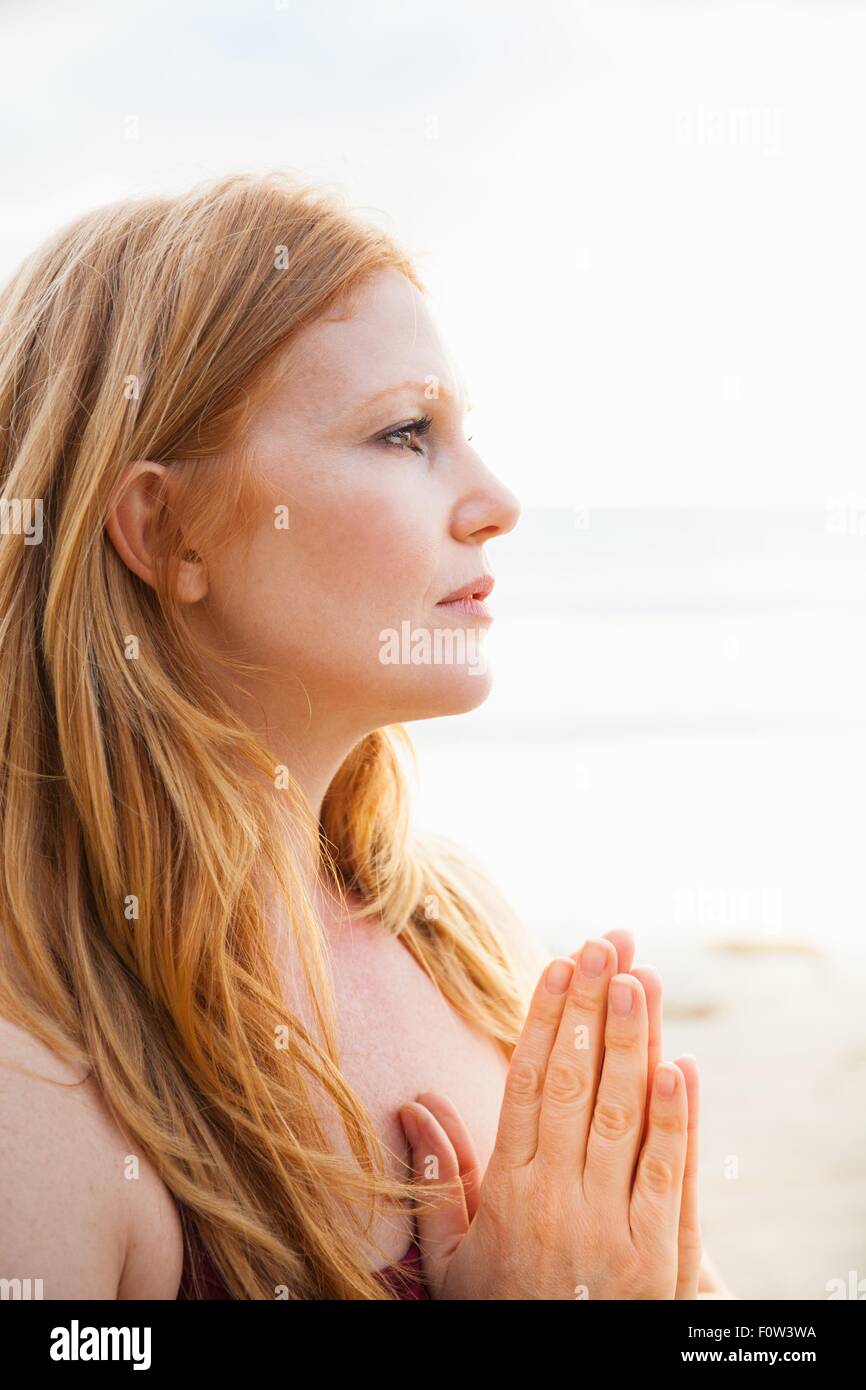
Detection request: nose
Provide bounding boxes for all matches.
[449,462,522,544]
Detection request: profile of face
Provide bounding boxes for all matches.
[111,267,521,746]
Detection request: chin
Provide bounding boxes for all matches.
[388,664,495,722]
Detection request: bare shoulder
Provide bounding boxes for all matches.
[416,831,549,987]
[0,1014,183,1299]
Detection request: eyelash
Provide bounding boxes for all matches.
[377,414,474,456]
[378,415,434,455]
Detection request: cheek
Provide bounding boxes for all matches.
[207,479,440,672]
[292,485,437,615]
[322,492,431,588]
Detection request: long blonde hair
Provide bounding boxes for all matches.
[0,171,532,1298]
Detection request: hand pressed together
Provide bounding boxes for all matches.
[399,932,704,1300]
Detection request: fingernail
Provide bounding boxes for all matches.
[580,941,608,977]
[610,979,634,1016]
[545,957,574,994]
[656,1064,678,1098]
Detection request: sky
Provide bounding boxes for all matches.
[2,0,866,506]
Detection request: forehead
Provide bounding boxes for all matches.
[267,268,467,427]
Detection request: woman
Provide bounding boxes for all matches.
[0,172,729,1298]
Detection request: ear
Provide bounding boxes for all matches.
[105,460,208,604]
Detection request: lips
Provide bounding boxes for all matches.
[436,574,495,605]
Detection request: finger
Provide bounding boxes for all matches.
[604,930,635,975]
[570,930,634,977]
[399,1102,469,1289]
[491,956,576,1168]
[415,1090,483,1222]
[672,1054,702,1299]
[630,965,663,1147]
[535,937,618,1172]
[583,973,649,1204]
[628,1062,688,1258]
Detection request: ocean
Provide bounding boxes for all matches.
[409,508,866,968]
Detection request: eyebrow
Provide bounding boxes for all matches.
[350,379,474,415]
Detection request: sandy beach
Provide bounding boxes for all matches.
[657,937,866,1301]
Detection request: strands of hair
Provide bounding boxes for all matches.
[0,171,533,1298]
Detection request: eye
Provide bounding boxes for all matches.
[378,415,433,456]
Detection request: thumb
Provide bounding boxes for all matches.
[399,1100,470,1290]
[415,1090,483,1221]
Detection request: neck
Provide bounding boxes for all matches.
[192,648,383,914]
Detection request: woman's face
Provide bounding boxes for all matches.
[194,267,521,736]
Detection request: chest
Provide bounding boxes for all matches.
[326,916,510,1181]
[278,907,509,1265]
[144,909,512,1295]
